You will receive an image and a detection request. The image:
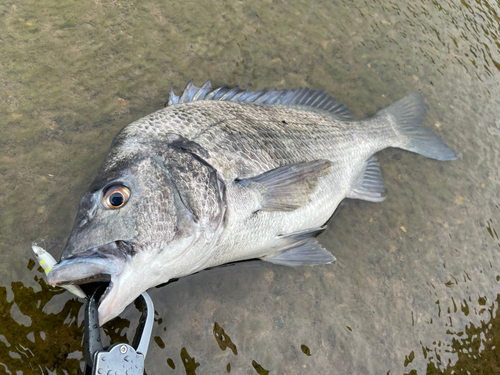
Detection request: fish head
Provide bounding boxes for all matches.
[47,139,223,325]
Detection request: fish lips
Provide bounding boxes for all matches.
[47,241,130,287]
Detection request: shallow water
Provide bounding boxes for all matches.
[1,0,500,373]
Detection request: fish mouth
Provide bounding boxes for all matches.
[47,240,130,299]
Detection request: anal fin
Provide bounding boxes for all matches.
[347,155,386,202]
[237,159,332,212]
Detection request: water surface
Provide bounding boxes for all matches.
[1,0,500,373]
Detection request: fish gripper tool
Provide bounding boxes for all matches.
[84,285,154,375]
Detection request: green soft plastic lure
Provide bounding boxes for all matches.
[32,242,86,298]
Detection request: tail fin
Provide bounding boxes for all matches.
[377,93,457,160]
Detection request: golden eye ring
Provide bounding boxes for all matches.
[103,185,131,209]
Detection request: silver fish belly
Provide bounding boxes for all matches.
[47,81,457,325]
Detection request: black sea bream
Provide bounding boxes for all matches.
[47,81,457,325]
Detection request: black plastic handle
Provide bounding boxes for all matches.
[84,285,106,372]
[83,286,155,374]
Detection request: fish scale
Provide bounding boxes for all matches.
[186,103,376,180]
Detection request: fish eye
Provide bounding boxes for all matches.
[103,185,130,209]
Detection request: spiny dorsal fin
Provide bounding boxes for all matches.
[167,80,352,121]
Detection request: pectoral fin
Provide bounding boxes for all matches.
[237,159,332,212]
[261,227,335,266]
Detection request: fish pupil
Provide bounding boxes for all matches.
[110,192,123,207]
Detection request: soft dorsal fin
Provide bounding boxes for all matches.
[167,80,352,121]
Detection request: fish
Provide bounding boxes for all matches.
[31,241,86,298]
[47,80,457,326]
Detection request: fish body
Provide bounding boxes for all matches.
[47,81,457,325]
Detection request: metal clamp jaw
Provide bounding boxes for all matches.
[84,286,154,375]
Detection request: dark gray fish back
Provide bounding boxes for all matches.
[183,103,356,180]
